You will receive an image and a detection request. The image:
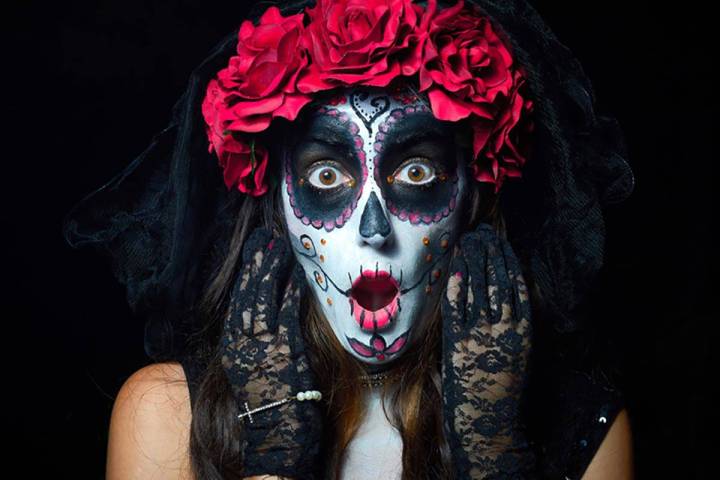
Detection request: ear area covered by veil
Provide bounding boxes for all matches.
[60,0,636,363]
[61,29,243,362]
[470,0,636,332]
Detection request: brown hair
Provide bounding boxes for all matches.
[179,106,506,479]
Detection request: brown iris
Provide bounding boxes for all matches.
[408,165,425,182]
[319,168,337,185]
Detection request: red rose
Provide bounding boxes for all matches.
[418,0,533,191]
[419,0,515,118]
[202,79,269,196]
[218,135,270,197]
[214,6,314,132]
[470,71,535,193]
[296,0,433,92]
[202,6,313,195]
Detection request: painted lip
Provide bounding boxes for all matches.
[346,329,410,361]
[349,269,400,331]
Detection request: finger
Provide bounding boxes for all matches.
[276,263,306,356]
[241,227,272,264]
[460,231,490,329]
[235,228,273,335]
[252,236,293,337]
[473,224,512,326]
[224,258,254,345]
[498,236,532,334]
[441,250,469,339]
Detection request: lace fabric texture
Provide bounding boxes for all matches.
[442,223,537,479]
[221,227,325,479]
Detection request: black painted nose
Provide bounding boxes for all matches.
[359,192,391,247]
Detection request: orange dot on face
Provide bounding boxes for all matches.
[320,254,325,262]
[327,297,333,306]
[425,285,432,294]
[440,239,449,249]
[433,269,441,279]
[303,242,311,249]
[422,236,430,246]
[320,238,326,245]
[425,253,433,262]
[386,175,395,184]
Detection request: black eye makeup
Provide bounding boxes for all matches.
[284,109,367,231]
[374,109,460,225]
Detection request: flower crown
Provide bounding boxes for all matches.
[201,0,535,197]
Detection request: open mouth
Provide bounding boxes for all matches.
[349,269,400,331]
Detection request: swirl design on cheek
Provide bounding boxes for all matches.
[373,106,459,225]
[284,107,368,232]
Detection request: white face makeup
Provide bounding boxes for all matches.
[280,85,468,365]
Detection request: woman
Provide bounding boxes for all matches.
[62,0,636,478]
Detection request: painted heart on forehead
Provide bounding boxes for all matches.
[281,85,469,364]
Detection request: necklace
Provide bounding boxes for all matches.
[357,369,403,387]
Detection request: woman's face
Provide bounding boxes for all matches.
[280,85,469,365]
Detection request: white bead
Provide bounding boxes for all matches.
[297,392,306,401]
[598,416,607,424]
[315,391,322,400]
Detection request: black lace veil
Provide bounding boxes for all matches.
[61,0,635,362]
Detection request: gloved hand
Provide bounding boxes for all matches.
[221,227,325,479]
[441,223,537,479]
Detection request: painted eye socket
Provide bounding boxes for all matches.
[393,158,436,185]
[306,162,354,190]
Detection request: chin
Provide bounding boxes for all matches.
[344,325,413,363]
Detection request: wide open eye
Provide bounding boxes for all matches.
[392,158,436,186]
[306,161,354,190]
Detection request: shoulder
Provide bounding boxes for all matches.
[581,408,634,479]
[106,362,194,480]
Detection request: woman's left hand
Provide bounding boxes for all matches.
[440,223,537,479]
[222,227,325,479]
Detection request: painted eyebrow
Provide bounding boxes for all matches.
[381,117,451,152]
[301,117,355,149]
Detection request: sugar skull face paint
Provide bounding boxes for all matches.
[280,85,469,364]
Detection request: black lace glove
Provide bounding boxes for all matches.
[441,223,537,479]
[221,227,325,479]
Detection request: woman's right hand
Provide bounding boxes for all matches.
[222,227,325,480]
[440,223,537,479]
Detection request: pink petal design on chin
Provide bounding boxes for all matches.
[385,333,408,354]
[371,336,386,351]
[347,337,374,358]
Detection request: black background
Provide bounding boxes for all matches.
[5,0,714,477]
